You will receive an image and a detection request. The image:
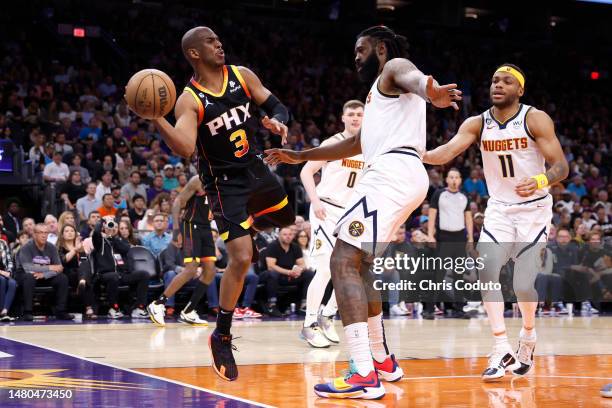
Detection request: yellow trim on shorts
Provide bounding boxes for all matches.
[253,197,288,218]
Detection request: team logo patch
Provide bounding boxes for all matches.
[512,120,522,129]
[348,221,365,237]
[315,239,322,250]
[486,118,492,125]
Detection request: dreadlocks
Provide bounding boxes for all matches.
[357,26,409,60]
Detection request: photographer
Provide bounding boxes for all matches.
[91,216,149,319]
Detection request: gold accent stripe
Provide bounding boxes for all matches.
[190,65,228,97]
[240,216,254,230]
[183,87,204,125]
[253,197,288,218]
[231,65,251,99]
[220,231,229,241]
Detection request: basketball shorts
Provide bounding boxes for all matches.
[309,199,346,260]
[181,221,216,263]
[204,158,289,242]
[334,149,429,257]
[477,194,552,262]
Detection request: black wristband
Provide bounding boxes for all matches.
[260,94,289,125]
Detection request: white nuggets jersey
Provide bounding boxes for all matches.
[316,133,365,207]
[480,104,547,204]
[361,77,426,163]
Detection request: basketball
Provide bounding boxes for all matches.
[125,69,176,119]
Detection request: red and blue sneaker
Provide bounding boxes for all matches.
[373,354,404,382]
[314,360,385,400]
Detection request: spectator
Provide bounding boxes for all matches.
[121,171,148,206]
[45,215,59,245]
[111,185,128,210]
[69,154,91,184]
[97,194,118,218]
[98,76,117,98]
[16,223,73,321]
[463,169,488,198]
[43,151,70,183]
[3,199,22,242]
[76,182,101,222]
[585,166,605,192]
[567,175,587,199]
[95,171,114,201]
[151,194,173,229]
[57,211,76,233]
[79,117,102,142]
[137,209,156,232]
[128,195,147,227]
[162,164,179,191]
[57,224,96,319]
[0,238,16,321]
[118,220,141,246]
[293,230,313,270]
[142,213,171,257]
[54,131,73,156]
[12,231,31,257]
[534,246,563,313]
[60,170,86,211]
[147,175,168,204]
[80,211,101,239]
[175,174,189,193]
[21,217,35,238]
[0,215,13,243]
[90,217,149,319]
[594,206,611,236]
[261,226,315,317]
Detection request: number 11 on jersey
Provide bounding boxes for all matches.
[498,154,515,178]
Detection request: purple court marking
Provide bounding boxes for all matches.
[0,336,270,408]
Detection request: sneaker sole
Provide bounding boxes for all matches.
[377,368,404,382]
[179,318,209,327]
[208,335,237,382]
[314,386,385,400]
[321,331,340,344]
[300,332,331,348]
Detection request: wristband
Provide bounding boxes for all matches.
[530,173,549,189]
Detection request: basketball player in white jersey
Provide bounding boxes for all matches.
[300,100,365,348]
[423,63,569,381]
[266,25,461,399]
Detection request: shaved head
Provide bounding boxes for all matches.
[181,26,224,68]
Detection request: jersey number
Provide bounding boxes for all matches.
[230,129,249,158]
[498,154,515,178]
[347,171,357,188]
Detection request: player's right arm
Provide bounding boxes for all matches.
[150,92,198,158]
[422,116,482,165]
[264,132,361,165]
[171,176,200,245]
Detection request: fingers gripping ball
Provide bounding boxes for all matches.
[125,69,177,119]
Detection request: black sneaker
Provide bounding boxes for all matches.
[208,331,238,381]
[266,304,283,318]
[421,311,435,320]
[56,312,75,321]
[22,313,34,322]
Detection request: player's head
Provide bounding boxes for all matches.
[445,168,462,191]
[490,63,525,107]
[355,26,409,84]
[181,26,225,69]
[341,100,364,135]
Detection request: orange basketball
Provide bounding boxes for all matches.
[125,69,176,119]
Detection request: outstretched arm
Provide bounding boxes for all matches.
[379,58,462,109]
[515,109,569,197]
[423,116,481,165]
[264,133,361,165]
[150,92,199,158]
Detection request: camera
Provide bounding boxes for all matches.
[105,220,116,229]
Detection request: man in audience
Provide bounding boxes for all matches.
[97,194,118,218]
[16,223,73,321]
[60,170,86,211]
[76,182,101,222]
[162,164,179,191]
[142,213,171,257]
[21,217,35,239]
[43,151,70,183]
[44,215,59,245]
[121,171,148,206]
[128,194,147,227]
[3,199,22,242]
[95,171,114,201]
[147,175,168,203]
[80,211,101,239]
[111,185,128,210]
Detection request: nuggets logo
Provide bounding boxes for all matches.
[348,221,365,237]
[315,239,322,250]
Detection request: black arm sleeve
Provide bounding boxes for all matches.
[260,94,289,125]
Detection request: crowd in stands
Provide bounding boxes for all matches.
[0,2,609,321]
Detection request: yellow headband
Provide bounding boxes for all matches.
[495,66,525,88]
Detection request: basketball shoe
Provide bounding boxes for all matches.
[314,360,385,400]
[179,309,209,326]
[373,354,404,382]
[482,344,520,381]
[209,332,238,381]
[512,337,536,376]
[147,302,165,326]
[301,323,331,348]
[318,314,340,344]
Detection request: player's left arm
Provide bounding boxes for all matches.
[171,176,200,244]
[379,58,462,109]
[515,109,569,197]
[464,210,474,243]
[237,66,289,144]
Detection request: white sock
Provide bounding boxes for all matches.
[321,290,338,317]
[520,327,537,341]
[303,261,331,328]
[367,313,389,363]
[345,322,374,377]
[494,333,511,350]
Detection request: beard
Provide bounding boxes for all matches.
[357,52,380,84]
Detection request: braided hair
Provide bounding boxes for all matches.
[357,26,409,60]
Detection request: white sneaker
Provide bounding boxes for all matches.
[513,337,536,376]
[179,309,209,326]
[147,302,166,326]
[398,301,409,313]
[482,344,520,382]
[390,304,408,316]
[581,301,599,314]
[318,314,340,344]
[301,323,331,348]
[108,307,124,319]
[131,308,149,319]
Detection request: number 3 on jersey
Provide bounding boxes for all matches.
[230,129,249,158]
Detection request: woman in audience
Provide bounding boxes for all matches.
[294,230,314,270]
[57,224,96,319]
[119,220,141,246]
[151,193,173,229]
[58,211,77,233]
[137,209,156,232]
[0,237,16,321]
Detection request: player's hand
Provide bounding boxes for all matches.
[426,76,462,110]
[312,201,327,221]
[262,116,288,144]
[515,177,538,197]
[264,148,304,166]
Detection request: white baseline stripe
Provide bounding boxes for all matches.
[402,375,612,381]
[0,336,274,408]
